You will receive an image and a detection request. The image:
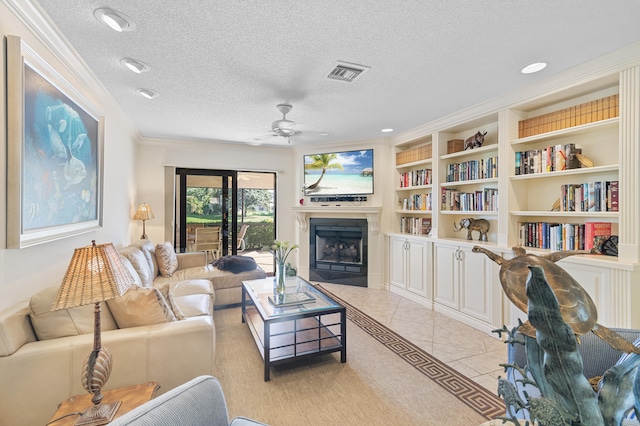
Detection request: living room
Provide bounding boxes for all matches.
[2,1,640,425]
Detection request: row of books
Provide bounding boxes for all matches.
[441,187,498,212]
[515,143,581,175]
[518,94,619,138]
[401,193,433,211]
[400,217,431,236]
[559,181,618,212]
[445,156,498,183]
[399,168,432,188]
[396,144,432,166]
[518,221,612,252]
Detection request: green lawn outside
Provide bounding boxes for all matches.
[186,212,274,225]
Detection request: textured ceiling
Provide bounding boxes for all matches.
[28,0,640,146]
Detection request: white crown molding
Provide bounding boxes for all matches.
[393,41,640,145]
[2,0,116,112]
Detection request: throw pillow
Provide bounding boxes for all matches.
[107,285,176,328]
[156,283,187,320]
[119,246,154,287]
[29,286,118,341]
[131,239,159,278]
[212,255,257,274]
[155,242,178,277]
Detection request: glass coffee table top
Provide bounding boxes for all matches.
[242,276,341,319]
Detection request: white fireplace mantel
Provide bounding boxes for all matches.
[291,206,382,234]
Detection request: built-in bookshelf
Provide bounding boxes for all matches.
[394,137,434,231]
[388,51,640,333]
[506,80,621,256]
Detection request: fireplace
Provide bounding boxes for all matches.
[309,218,368,286]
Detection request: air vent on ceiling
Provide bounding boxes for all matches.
[326,61,370,83]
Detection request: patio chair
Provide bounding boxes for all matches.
[234,224,249,252]
[194,226,220,262]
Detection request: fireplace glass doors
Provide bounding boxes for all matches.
[309,218,368,287]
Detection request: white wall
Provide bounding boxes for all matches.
[0,2,139,310]
[135,138,298,252]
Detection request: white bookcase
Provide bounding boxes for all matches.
[387,54,640,333]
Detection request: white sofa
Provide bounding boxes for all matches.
[0,240,265,426]
[0,287,215,426]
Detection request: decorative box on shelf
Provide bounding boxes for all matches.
[447,139,465,154]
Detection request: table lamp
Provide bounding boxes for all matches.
[51,241,134,425]
[133,203,155,239]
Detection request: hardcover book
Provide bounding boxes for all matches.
[584,222,612,252]
[610,180,619,212]
[268,292,316,307]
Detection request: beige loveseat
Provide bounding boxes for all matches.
[120,239,266,307]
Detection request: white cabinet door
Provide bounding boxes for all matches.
[389,236,407,289]
[557,260,610,326]
[434,242,499,328]
[407,239,428,297]
[433,242,458,309]
[458,246,495,324]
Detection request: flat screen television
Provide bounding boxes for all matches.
[303,149,374,196]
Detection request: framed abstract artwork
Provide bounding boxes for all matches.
[6,36,104,248]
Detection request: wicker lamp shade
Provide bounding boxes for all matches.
[133,203,155,221]
[133,203,155,239]
[51,241,133,310]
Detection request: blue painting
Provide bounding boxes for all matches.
[22,64,99,232]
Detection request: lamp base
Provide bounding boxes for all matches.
[75,401,121,426]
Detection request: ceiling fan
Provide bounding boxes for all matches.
[270,103,301,143]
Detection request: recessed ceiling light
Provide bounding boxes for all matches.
[381,128,394,133]
[120,58,150,73]
[521,62,547,74]
[135,88,159,100]
[94,8,136,32]
[318,132,329,136]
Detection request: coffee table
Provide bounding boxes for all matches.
[241,276,347,381]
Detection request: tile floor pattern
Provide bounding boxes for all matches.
[315,282,509,394]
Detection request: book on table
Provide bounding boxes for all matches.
[268,292,316,307]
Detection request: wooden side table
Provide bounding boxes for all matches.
[47,382,160,425]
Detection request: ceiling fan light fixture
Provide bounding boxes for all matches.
[135,88,159,99]
[94,8,136,32]
[272,118,295,133]
[120,58,150,73]
[271,104,300,137]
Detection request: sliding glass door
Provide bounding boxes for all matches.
[174,168,276,273]
[175,169,236,257]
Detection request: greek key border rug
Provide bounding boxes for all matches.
[316,285,505,420]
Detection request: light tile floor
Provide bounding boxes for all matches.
[316,282,509,394]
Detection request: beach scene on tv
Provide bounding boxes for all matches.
[304,149,374,196]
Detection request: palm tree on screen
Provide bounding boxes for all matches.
[304,153,344,190]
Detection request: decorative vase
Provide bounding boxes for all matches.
[275,262,286,295]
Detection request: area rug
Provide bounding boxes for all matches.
[316,285,505,420]
[213,291,505,425]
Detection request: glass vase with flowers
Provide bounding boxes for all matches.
[271,240,298,295]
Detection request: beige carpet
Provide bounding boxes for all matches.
[213,291,504,425]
